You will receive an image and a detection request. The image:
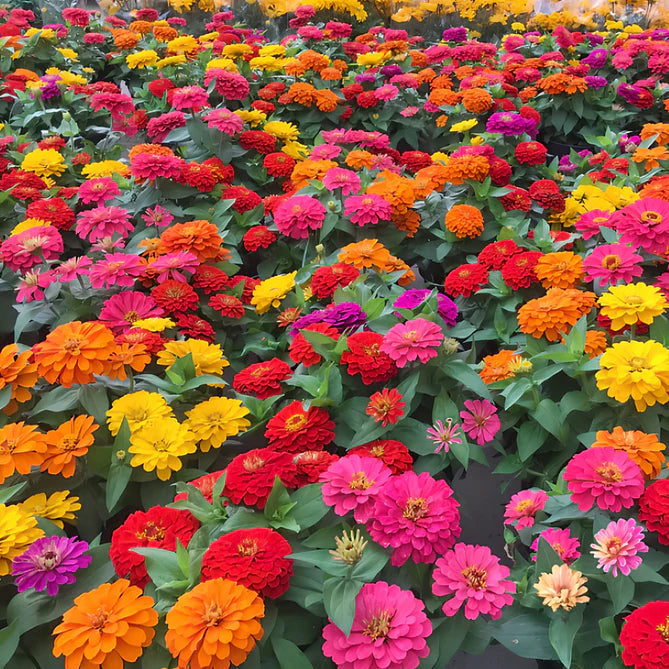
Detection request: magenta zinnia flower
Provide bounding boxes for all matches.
[16,269,53,303]
[202,108,244,136]
[564,447,645,512]
[78,177,121,205]
[531,528,581,564]
[170,85,209,111]
[273,195,327,239]
[322,168,361,196]
[1,225,63,272]
[459,399,500,445]
[343,194,393,226]
[426,418,462,454]
[503,489,548,529]
[322,581,431,669]
[150,251,199,283]
[380,318,444,368]
[55,256,92,283]
[99,290,164,331]
[12,536,92,596]
[146,111,187,143]
[574,209,613,240]
[591,518,648,577]
[432,543,516,620]
[141,205,174,228]
[88,253,145,289]
[583,243,643,287]
[610,198,669,254]
[75,206,133,242]
[320,454,392,523]
[367,471,461,566]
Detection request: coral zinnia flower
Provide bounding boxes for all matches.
[201,528,293,599]
[338,238,392,271]
[620,601,669,669]
[596,339,669,411]
[366,388,405,426]
[348,439,413,474]
[534,251,583,289]
[159,219,224,263]
[432,543,516,620]
[0,422,46,484]
[591,518,648,577]
[33,321,117,387]
[534,564,589,612]
[478,349,518,384]
[52,579,158,667]
[341,331,398,385]
[503,489,548,529]
[322,581,431,669]
[265,401,334,453]
[380,318,444,368]
[165,578,264,669]
[591,427,666,480]
[598,282,667,332]
[0,503,43,576]
[185,396,250,452]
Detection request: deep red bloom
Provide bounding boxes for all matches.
[286,450,340,487]
[151,280,199,313]
[477,239,523,270]
[443,263,489,298]
[289,322,339,367]
[192,265,229,294]
[501,251,543,289]
[201,528,293,599]
[221,185,262,213]
[515,141,547,165]
[311,263,360,299]
[174,469,225,503]
[263,152,296,178]
[115,330,165,355]
[179,162,218,192]
[357,91,378,108]
[175,314,216,342]
[620,600,669,669]
[265,401,335,453]
[25,197,74,231]
[239,130,276,154]
[227,275,260,304]
[109,506,199,588]
[223,448,296,508]
[400,151,432,172]
[366,388,405,426]
[638,479,669,545]
[340,331,398,385]
[242,226,277,252]
[349,439,413,474]
[529,180,565,211]
[500,186,532,212]
[233,358,292,399]
[209,293,244,319]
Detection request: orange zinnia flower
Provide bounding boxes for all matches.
[631,146,669,170]
[128,143,175,161]
[41,415,99,478]
[391,211,421,238]
[165,578,265,669]
[384,256,415,286]
[104,343,151,381]
[286,82,316,105]
[159,220,224,263]
[290,159,337,190]
[534,251,583,289]
[444,155,490,184]
[445,204,485,239]
[461,88,493,114]
[153,24,178,41]
[517,288,596,342]
[53,579,158,668]
[591,426,666,480]
[314,89,340,112]
[367,171,415,215]
[339,238,392,270]
[538,73,587,95]
[428,89,461,107]
[345,150,375,170]
[0,422,46,484]
[640,123,669,146]
[639,175,669,202]
[0,344,38,415]
[584,329,608,359]
[479,350,518,384]
[33,321,117,388]
[113,29,140,49]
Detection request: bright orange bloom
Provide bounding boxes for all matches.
[534,251,583,289]
[53,579,158,669]
[314,89,340,112]
[159,220,225,263]
[0,422,46,484]
[391,211,421,238]
[345,150,375,170]
[631,146,669,170]
[538,73,587,94]
[428,89,461,107]
[384,256,415,286]
[41,415,99,478]
[461,88,493,114]
[517,288,596,342]
[639,175,669,201]
[416,67,437,85]
[444,155,489,184]
[0,344,38,415]
[286,82,316,106]
[153,24,178,41]
[284,60,307,76]
[128,143,174,161]
[454,65,475,79]
[430,74,453,90]
[410,50,428,68]
[413,164,450,197]
[640,123,669,146]
[104,343,151,381]
[113,29,140,49]
[479,350,518,384]
[584,330,608,359]
[591,427,666,480]
[298,49,329,72]
[33,321,117,388]
[445,204,484,238]
[367,171,415,215]
[319,67,342,81]
[165,578,264,669]
[339,239,392,270]
[128,20,152,34]
[290,159,337,190]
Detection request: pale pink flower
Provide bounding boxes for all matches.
[591,518,648,577]
[426,418,462,454]
[310,144,341,160]
[88,253,145,289]
[381,318,444,367]
[459,399,500,445]
[400,106,419,117]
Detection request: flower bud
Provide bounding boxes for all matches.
[442,337,459,355]
[329,529,368,565]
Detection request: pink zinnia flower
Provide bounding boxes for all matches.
[146,111,186,143]
[89,92,134,119]
[374,84,399,101]
[381,318,444,368]
[310,144,341,160]
[574,209,613,240]
[1,226,63,272]
[130,153,183,181]
[610,198,669,254]
[531,528,581,564]
[583,243,643,287]
[459,399,500,445]
[343,194,392,226]
[503,489,548,529]
[78,177,121,205]
[99,290,164,331]
[202,108,243,136]
[400,106,419,117]
[367,471,461,566]
[203,69,249,101]
[170,85,209,111]
[150,251,199,283]
[432,543,516,620]
[55,256,92,283]
[16,269,53,303]
[322,168,361,196]
[141,205,173,228]
[320,454,391,523]
[591,518,648,578]
[75,206,133,242]
[564,447,645,512]
[426,418,462,454]
[273,195,327,239]
[322,581,431,669]
[88,253,145,289]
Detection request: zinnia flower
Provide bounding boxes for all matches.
[432,543,516,620]
[251,272,297,314]
[503,489,548,529]
[232,358,292,400]
[367,471,461,566]
[610,197,669,254]
[12,536,91,596]
[343,194,393,226]
[591,518,648,577]
[0,422,46,484]
[564,447,645,512]
[52,579,158,667]
[534,564,589,612]
[591,427,666,480]
[445,204,484,238]
[598,282,667,332]
[583,243,643,287]
[265,402,334,452]
[366,388,405,426]
[459,399,500,445]
[639,479,669,545]
[273,195,327,239]
[380,318,444,367]
[620,601,669,669]
[426,418,462,454]
[165,578,264,669]
[340,331,398,385]
[0,503,43,576]
[322,582,431,669]
[184,396,250,452]
[534,251,583,289]
[531,528,581,564]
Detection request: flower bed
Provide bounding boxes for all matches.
[0,4,669,669]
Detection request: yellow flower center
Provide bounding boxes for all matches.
[462,565,488,590]
[624,294,643,306]
[642,211,662,224]
[596,462,622,483]
[349,472,373,490]
[369,444,385,457]
[402,329,418,342]
[629,356,647,372]
[38,549,60,570]
[363,611,392,639]
[203,602,224,626]
[136,521,165,541]
[402,497,429,520]
[605,537,623,556]
[363,344,379,355]
[515,499,534,513]
[237,538,258,557]
[601,254,621,270]
[89,608,110,631]
[284,413,308,431]
[656,616,669,642]
[58,435,80,451]
[124,310,139,323]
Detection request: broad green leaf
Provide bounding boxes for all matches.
[549,606,583,668]
[492,611,558,660]
[517,421,548,462]
[271,638,314,669]
[323,577,363,637]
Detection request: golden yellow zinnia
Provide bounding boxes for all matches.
[156,339,229,376]
[184,396,251,451]
[598,282,667,332]
[251,272,297,314]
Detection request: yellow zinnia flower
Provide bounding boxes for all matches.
[263,121,299,142]
[126,49,159,69]
[206,57,237,72]
[21,149,66,179]
[19,491,80,529]
[156,55,187,69]
[450,119,478,132]
[132,317,176,332]
[11,218,51,235]
[534,564,589,612]
[156,339,229,376]
[598,283,667,332]
[0,504,43,575]
[234,109,266,127]
[184,397,251,451]
[57,48,79,60]
[596,340,669,412]
[81,160,130,179]
[106,390,174,436]
[251,272,297,314]
[129,418,196,480]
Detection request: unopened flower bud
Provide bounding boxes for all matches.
[508,355,533,374]
[329,529,368,565]
[327,201,337,211]
[442,337,459,355]
[116,450,126,462]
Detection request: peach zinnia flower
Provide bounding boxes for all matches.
[534,564,589,612]
[41,415,99,478]
[591,426,666,480]
[534,251,583,289]
[165,578,265,669]
[33,321,117,387]
[52,579,158,667]
[0,422,46,484]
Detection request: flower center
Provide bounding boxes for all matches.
[136,521,165,541]
[625,295,643,306]
[363,344,379,355]
[402,329,418,342]
[605,537,623,556]
[36,548,61,570]
[284,413,308,431]
[63,336,82,353]
[124,310,139,323]
[369,444,385,457]
[89,608,109,631]
[602,254,621,270]
[515,499,534,513]
[349,472,374,490]
[656,616,669,642]
[363,611,392,640]
[243,455,265,471]
[249,366,268,378]
[58,435,80,450]
[237,538,258,557]
[462,565,488,590]
[203,602,224,626]
[596,462,622,483]
[629,356,646,372]
[403,497,429,520]
[642,211,662,224]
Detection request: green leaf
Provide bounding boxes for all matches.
[599,616,621,651]
[535,538,563,577]
[0,385,11,412]
[492,611,558,660]
[502,377,533,410]
[0,482,26,505]
[29,386,80,416]
[271,638,314,669]
[517,421,548,462]
[105,461,132,512]
[350,538,389,581]
[0,621,20,669]
[531,399,566,442]
[290,550,349,576]
[323,577,363,637]
[422,615,472,668]
[289,484,329,529]
[606,573,634,614]
[449,436,470,469]
[442,359,491,399]
[78,384,109,425]
[549,606,583,668]
[131,547,184,587]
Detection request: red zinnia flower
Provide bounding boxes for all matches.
[477,240,523,270]
[192,265,229,294]
[221,185,262,213]
[243,226,277,252]
[311,263,360,299]
[151,280,199,313]
[286,450,340,487]
[500,186,531,212]
[638,479,669,545]
[265,401,335,453]
[289,322,339,367]
[263,152,296,177]
[515,141,547,165]
[239,130,276,154]
[228,275,261,304]
[620,601,669,669]
[349,439,413,474]
[501,250,543,289]
[223,448,296,509]
[179,162,218,192]
[233,358,292,399]
[366,388,405,426]
[25,197,74,230]
[174,469,225,503]
[209,293,244,319]
[340,331,398,385]
[443,263,489,298]
[529,179,565,211]
[175,314,216,342]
